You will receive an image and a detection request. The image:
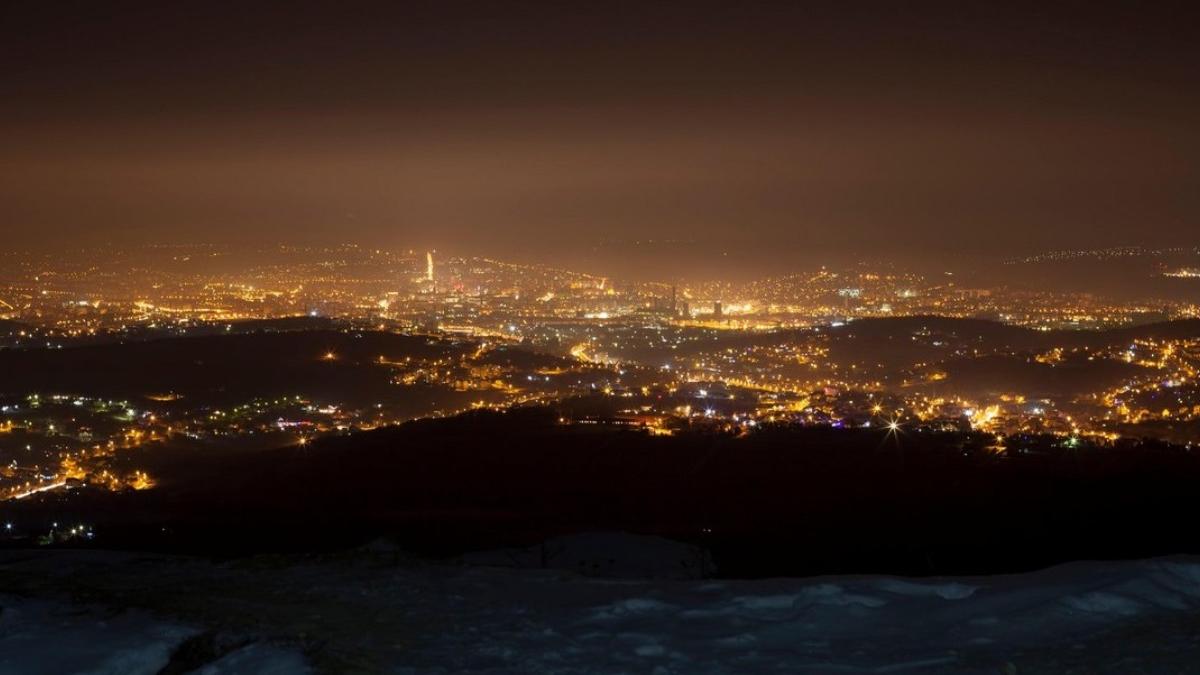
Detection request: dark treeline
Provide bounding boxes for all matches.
[11,406,1200,578]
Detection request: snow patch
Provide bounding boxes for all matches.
[876,578,978,600]
[0,595,197,675]
[188,643,312,675]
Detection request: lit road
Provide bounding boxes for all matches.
[9,481,66,500]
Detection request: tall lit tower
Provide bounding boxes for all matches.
[425,251,435,283]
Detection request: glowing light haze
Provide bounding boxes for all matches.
[2,2,1197,275]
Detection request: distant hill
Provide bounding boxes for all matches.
[926,353,1148,399]
[832,315,1200,350]
[831,315,1038,343]
[474,344,575,370]
[0,330,467,406]
[0,319,31,336]
[685,316,1200,370]
[224,316,340,333]
[820,316,1197,396]
[822,316,1198,366]
[1058,318,1200,348]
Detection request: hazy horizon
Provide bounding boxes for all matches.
[4,1,1198,267]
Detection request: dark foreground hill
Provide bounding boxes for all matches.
[11,407,1200,578]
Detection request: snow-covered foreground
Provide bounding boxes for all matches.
[0,597,307,675]
[2,547,1200,674]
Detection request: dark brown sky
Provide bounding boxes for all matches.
[2,1,1198,271]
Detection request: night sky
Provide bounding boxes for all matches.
[3,1,1198,270]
